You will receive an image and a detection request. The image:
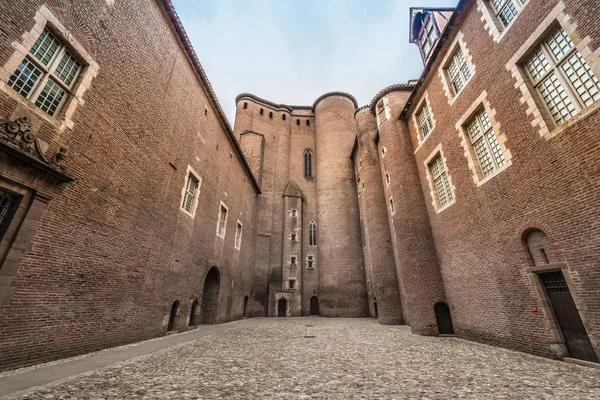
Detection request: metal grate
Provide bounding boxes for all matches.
[540,271,569,293]
[0,189,21,242]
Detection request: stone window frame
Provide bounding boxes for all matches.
[306,254,315,269]
[0,5,99,131]
[289,232,298,242]
[455,91,513,187]
[289,255,297,266]
[216,201,229,239]
[180,165,202,218]
[423,144,456,213]
[234,220,243,250]
[288,278,297,290]
[412,91,437,151]
[308,219,317,246]
[376,97,391,127]
[506,3,600,141]
[438,32,476,105]
[476,0,531,43]
[290,209,298,218]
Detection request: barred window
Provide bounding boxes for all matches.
[429,154,453,208]
[465,109,505,177]
[181,173,199,213]
[309,220,317,246]
[490,0,527,27]
[417,104,434,138]
[234,221,243,249]
[7,28,83,117]
[523,26,600,126]
[0,188,22,242]
[217,204,228,237]
[447,47,472,95]
[419,15,439,58]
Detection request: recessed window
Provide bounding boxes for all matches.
[260,108,264,115]
[181,173,200,214]
[7,28,83,117]
[290,255,297,265]
[385,172,391,185]
[359,159,363,168]
[389,198,395,215]
[234,221,243,249]
[291,209,297,218]
[523,26,600,126]
[296,119,300,126]
[306,120,310,126]
[304,150,313,179]
[490,0,527,27]
[243,102,248,109]
[465,108,505,177]
[307,255,315,269]
[288,279,296,289]
[217,203,228,238]
[381,146,387,157]
[417,104,434,138]
[419,14,439,58]
[282,114,286,120]
[309,220,317,246]
[429,154,453,209]
[447,47,472,95]
[0,188,22,242]
[269,112,273,119]
[290,232,297,242]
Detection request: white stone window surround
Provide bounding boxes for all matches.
[234,220,243,250]
[306,254,315,269]
[423,144,456,213]
[216,201,229,238]
[0,5,99,131]
[506,2,600,141]
[477,0,531,43]
[412,91,437,152]
[290,255,297,265]
[180,165,202,218]
[288,279,297,290]
[455,91,513,187]
[438,32,476,105]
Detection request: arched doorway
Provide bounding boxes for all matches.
[434,302,454,334]
[373,301,378,318]
[277,298,287,317]
[243,296,249,318]
[310,296,319,315]
[189,299,198,327]
[200,267,220,324]
[167,300,179,332]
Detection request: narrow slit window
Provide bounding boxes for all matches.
[307,255,315,269]
[304,150,313,179]
[309,220,317,246]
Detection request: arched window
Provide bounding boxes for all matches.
[304,150,312,178]
[309,220,317,246]
[243,102,248,109]
[524,229,555,266]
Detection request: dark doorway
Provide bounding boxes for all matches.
[310,296,319,315]
[200,267,220,324]
[434,302,454,335]
[243,296,249,318]
[373,301,378,318]
[189,299,198,327]
[540,271,598,362]
[167,300,179,332]
[277,298,287,317]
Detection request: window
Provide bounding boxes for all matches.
[290,255,297,265]
[309,220,317,246]
[306,120,310,126]
[290,232,297,242]
[7,28,83,117]
[447,47,472,95]
[417,104,434,138]
[282,114,286,120]
[429,154,453,208]
[234,221,243,249]
[385,172,391,185]
[465,108,505,177]
[304,150,313,179]
[296,119,300,126]
[307,255,315,269]
[359,160,363,168]
[217,203,228,237]
[288,279,296,290]
[523,26,600,126]
[381,146,387,157]
[490,0,527,27]
[269,112,273,119]
[291,209,297,218]
[243,102,248,109]
[0,188,22,242]
[181,173,199,213]
[389,198,395,215]
[419,15,439,58]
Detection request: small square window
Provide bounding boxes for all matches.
[291,209,297,218]
[290,255,297,265]
[290,232,297,242]
[289,279,296,290]
[307,255,315,269]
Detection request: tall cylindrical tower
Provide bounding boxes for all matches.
[355,107,403,325]
[314,93,368,317]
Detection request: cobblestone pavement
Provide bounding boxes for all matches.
[7,318,600,399]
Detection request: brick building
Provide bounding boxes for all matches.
[0,0,599,371]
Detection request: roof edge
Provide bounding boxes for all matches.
[312,92,359,111]
[369,84,416,114]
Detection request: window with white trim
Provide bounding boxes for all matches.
[288,279,296,290]
[234,221,243,249]
[446,47,472,95]
[217,203,228,238]
[489,0,527,27]
[7,28,83,117]
[290,255,297,265]
[417,104,434,139]
[290,232,297,242]
[309,220,317,246]
[291,209,297,218]
[523,26,600,126]
[429,154,453,208]
[419,14,439,58]
[307,255,315,269]
[181,173,199,213]
[465,109,506,177]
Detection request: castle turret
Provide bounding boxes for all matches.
[314,93,368,317]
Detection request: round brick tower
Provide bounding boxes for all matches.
[314,93,368,317]
[354,107,403,325]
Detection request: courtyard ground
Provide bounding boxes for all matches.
[2,317,599,399]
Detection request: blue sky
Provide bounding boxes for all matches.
[172,0,457,123]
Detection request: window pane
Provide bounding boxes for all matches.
[524,48,551,82]
[7,59,43,97]
[34,79,66,116]
[30,29,60,66]
[498,0,518,27]
[0,188,21,242]
[545,27,574,61]
[537,72,578,124]
[448,49,469,94]
[418,106,433,137]
[486,129,506,168]
[561,52,600,107]
[54,50,82,86]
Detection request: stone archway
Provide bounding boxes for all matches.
[189,299,198,327]
[310,296,319,315]
[167,300,179,332]
[200,267,220,324]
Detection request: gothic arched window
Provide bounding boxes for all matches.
[309,220,317,246]
[304,150,313,179]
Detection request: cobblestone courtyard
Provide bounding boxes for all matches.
[5,318,600,399]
